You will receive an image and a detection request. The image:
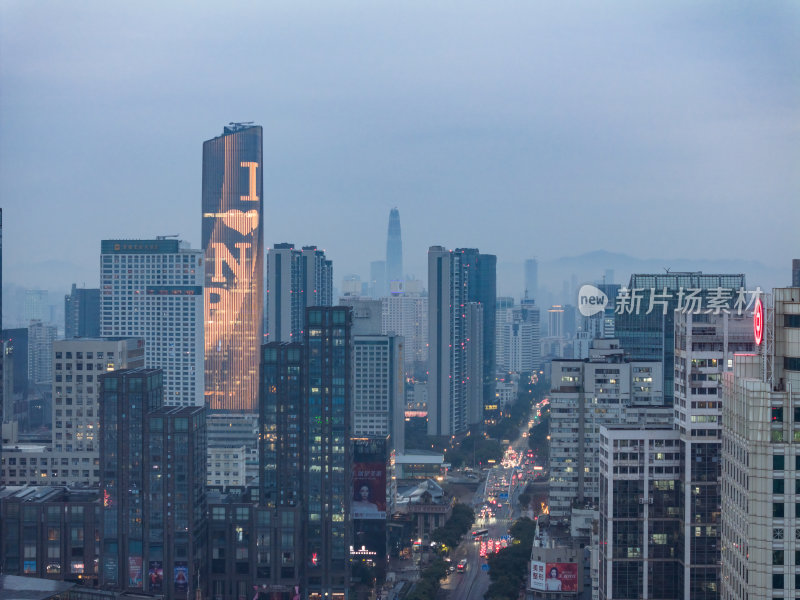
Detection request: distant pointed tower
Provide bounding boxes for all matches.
[386,208,403,289]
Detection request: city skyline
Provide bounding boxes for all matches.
[1,4,798,597]
[1,3,798,299]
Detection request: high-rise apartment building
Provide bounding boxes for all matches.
[202,123,263,412]
[27,320,57,385]
[459,248,497,414]
[495,296,514,371]
[99,368,163,590]
[496,298,541,374]
[259,342,305,592]
[51,337,144,485]
[615,272,746,406]
[64,284,100,338]
[99,368,207,599]
[266,244,333,343]
[143,405,207,599]
[353,335,405,452]
[598,425,682,600]
[340,296,406,450]
[382,288,427,376]
[386,208,403,287]
[721,288,800,599]
[548,305,565,339]
[101,239,204,407]
[548,339,668,519]
[427,246,486,436]
[304,307,351,598]
[260,306,352,598]
[673,310,753,598]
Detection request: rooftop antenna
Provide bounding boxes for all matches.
[664,267,671,273]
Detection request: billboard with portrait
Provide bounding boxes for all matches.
[530,561,578,592]
[352,462,387,519]
[148,560,163,593]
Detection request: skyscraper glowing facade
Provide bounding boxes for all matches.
[202,123,263,412]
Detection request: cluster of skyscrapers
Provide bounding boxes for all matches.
[0,122,512,600]
[2,120,798,600]
[537,269,800,600]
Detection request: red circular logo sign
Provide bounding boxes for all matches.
[754,297,764,346]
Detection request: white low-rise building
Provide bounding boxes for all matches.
[207,445,247,488]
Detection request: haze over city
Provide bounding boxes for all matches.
[2,3,800,600]
[2,1,798,310]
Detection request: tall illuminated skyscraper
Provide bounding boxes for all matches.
[386,208,402,287]
[202,123,263,412]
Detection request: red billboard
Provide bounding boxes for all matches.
[531,561,578,592]
[352,462,387,520]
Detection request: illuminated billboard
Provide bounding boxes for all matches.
[352,437,389,520]
[202,124,263,412]
[352,462,387,519]
[148,561,163,593]
[530,561,578,592]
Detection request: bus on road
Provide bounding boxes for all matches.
[471,528,489,539]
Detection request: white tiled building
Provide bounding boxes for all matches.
[207,445,247,488]
[549,339,669,519]
[100,239,204,406]
[673,310,753,597]
[382,290,427,375]
[721,288,800,599]
[27,320,57,384]
[352,335,405,452]
[496,299,540,374]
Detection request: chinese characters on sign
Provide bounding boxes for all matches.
[614,287,763,316]
[531,561,546,590]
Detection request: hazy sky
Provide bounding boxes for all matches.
[2,2,798,292]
